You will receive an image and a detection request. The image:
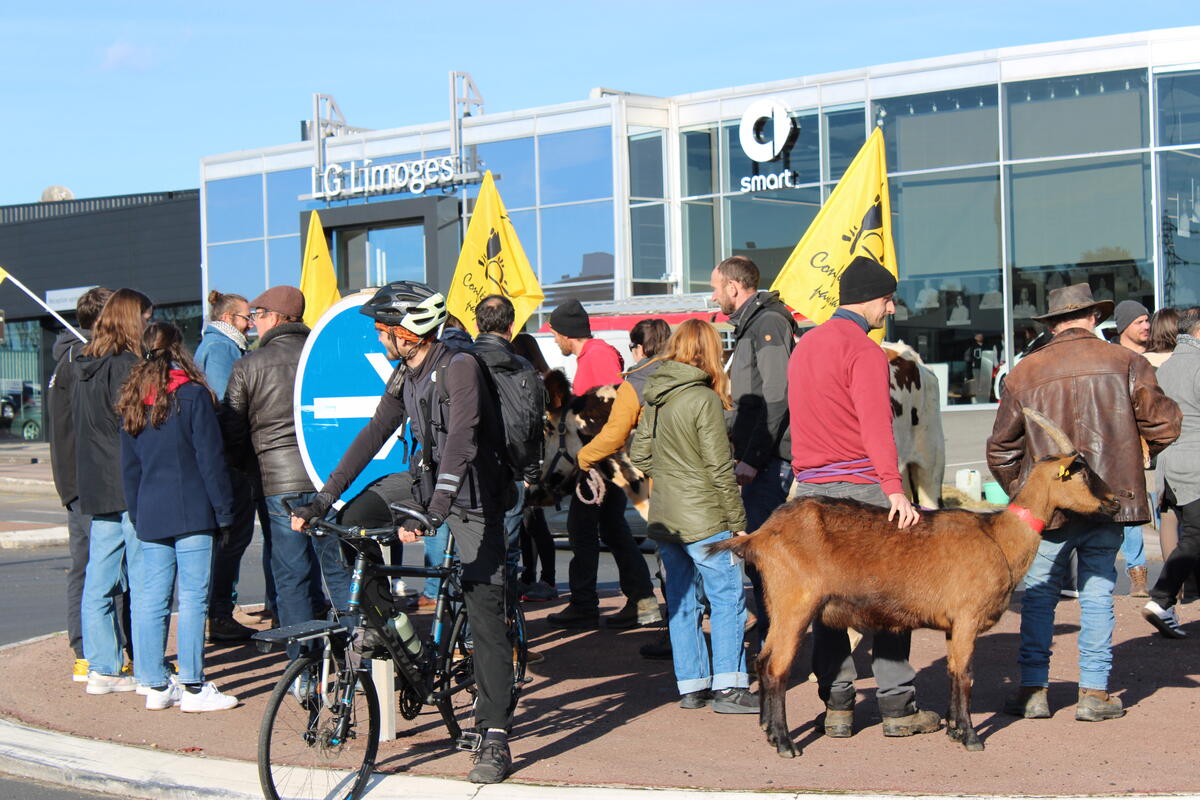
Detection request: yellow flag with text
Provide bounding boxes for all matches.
[300,211,341,328]
[771,127,897,342]
[447,171,543,337]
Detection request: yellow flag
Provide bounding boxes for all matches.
[771,127,897,342]
[447,171,543,337]
[300,211,341,328]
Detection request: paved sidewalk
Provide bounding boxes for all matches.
[0,588,1197,798]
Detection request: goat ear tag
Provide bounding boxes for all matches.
[1057,465,1070,479]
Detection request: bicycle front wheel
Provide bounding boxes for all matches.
[258,652,380,800]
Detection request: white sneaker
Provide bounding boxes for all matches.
[1143,601,1187,639]
[86,671,137,695]
[145,678,182,710]
[180,682,238,712]
[136,683,150,696]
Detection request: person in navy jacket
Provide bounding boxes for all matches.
[118,322,239,712]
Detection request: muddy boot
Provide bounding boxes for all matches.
[879,695,942,737]
[1128,565,1149,598]
[819,687,855,737]
[1003,685,1051,718]
[1075,688,1125,721]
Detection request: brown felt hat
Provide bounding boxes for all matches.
[1032,283,1113,324]
[251,286,305,319]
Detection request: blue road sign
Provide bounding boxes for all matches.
[294,293,411,508]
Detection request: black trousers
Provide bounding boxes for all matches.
[209,470,256,618]
[565,486,653,611]
[1150,481,1200,609]
[339,486,514,732]
[519,505,555,586]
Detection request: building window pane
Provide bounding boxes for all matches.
[539,127,613,204]
[889,168,1001,404]
[466,138,536,209]
[629,132,665,200]
[268,236,302,288]
[1006,69,1149,160]
[206,175,264,243]
[683,200,716,292]
[207,240,266,302]
[540,201,614,304]
[723,110,819,193]
[681,127,717,197]
[824,108,866,182]
[873,86,999,172]
[631,204,667,283]
[154,303,204,350]
[723,187,821,288]
[1158,71,1200,147]
[1009,153,1153,326]
[265,169,311,237]
[0,319,43,441]
[1161,149,1200,305]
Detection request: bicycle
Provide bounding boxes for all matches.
[254,503,528,800]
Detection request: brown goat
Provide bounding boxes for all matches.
[709,409,1119,758]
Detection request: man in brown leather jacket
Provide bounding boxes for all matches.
[987,283,1180,723]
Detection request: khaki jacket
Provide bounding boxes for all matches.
[987,328,1181,526]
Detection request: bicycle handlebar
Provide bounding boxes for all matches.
[388,502,436,534]
[281,498,395,541]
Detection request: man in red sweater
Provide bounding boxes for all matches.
[787,256,939,740]
[546,298,658,629]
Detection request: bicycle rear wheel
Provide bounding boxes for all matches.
[258,652,380,800]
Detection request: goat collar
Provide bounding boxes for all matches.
[1008,504,1045,534]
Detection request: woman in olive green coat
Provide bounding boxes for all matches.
[631,319,755,714]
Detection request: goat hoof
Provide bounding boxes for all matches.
[947,726,964,742]
[776,741,797,759]
[964,739,984,752]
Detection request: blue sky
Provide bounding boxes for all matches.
[1,2,1194,206]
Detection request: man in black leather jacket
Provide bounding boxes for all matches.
[222,286,349,652]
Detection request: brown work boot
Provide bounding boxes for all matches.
[1003,685,1051,718]
[1075,688,1124,721]
[881,708,942,737]
[822,708,854,738]
[1127,565,1149,597]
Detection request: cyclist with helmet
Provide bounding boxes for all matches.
[290,280,516,784]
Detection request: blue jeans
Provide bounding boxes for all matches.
[504,482,526,589]
[1121,525,1145,570]
[136,533,213,687]
[740,457,794,646]
[264,493,352,636]
[82,512,142,677]
[659,531,748,695]
[1018,518,1122,691]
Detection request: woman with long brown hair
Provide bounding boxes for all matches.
[73,288,153,695]
[631,319,754,713]
[118,322,238,711]
[1145,307,1180,369]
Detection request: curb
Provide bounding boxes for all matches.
[0,526,69,549]
[0,476,58,497]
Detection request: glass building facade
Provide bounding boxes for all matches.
[201,27,1200,406]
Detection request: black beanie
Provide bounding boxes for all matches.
[839,257,897,305]
[549,298,591,338]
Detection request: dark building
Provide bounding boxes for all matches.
[0,190,201,441]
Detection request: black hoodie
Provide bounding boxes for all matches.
[71,350,138,516]
[48,329,88,506]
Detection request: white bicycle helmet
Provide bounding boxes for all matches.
[360,280,447,336]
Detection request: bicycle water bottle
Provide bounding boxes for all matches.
[386,611,425,660]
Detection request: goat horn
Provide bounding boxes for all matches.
[1022,407,1076,454]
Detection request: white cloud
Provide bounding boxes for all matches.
[100,40,158,72]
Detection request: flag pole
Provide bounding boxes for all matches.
[0,267,86,343]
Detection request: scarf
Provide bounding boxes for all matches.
[210,319,248,351]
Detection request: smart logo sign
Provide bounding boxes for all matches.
[737,97,803,193]
[294,294,412,507]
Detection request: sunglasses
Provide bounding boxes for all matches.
[375,322,422,343]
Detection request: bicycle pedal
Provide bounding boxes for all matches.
[519,677,533,685]
[455,731,483,753]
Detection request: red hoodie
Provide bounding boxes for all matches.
[143,369,191,405]
[573,338,624,394]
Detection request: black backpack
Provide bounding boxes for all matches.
[429,346,545,475]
